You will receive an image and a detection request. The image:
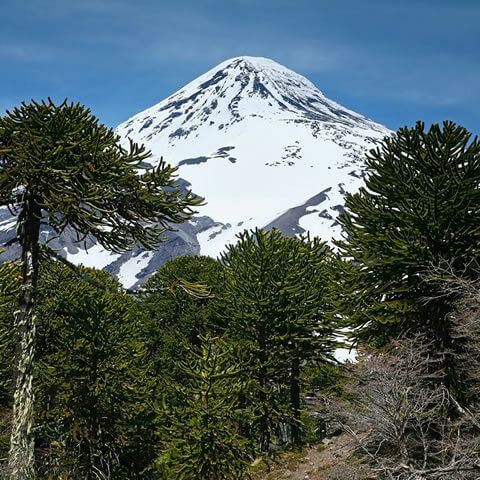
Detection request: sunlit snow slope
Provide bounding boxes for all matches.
[0,56,391,288]
[116,56,391,258]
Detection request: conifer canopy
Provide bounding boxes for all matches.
[0,98,202,252]
[0,98,203,480]
[336,121,480,342]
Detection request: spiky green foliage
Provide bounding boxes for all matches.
[142,255,226,345]
[336,121,480,346]
[222,228,336,449]
[156,335,252,480]
[0,254,19,464]
[0,99,202,251]
[32,263,154,479]
[0,98,202,479]
[137,256,226,414]
[0,253,19,308]
[0,262,156,479]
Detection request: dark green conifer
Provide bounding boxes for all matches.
[34,263,152,479]
[138,255,226,415]
[222,229,336,449]
[157,335,252,480]
[336,121,480,354]
[142,255,225,346]
[0,254,19,462]
[0,98,202,479]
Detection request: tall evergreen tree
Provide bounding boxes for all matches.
[222,229,336,449]
[142,255,226,347]
[138,255,226,414]
[0,98,202,479]
[0,254,19,464]
[336,121,480,357]
[156,335,252,480]
[33,263,153,480]
[0,262,157,479]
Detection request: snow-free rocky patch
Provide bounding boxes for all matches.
[1,56,391,288]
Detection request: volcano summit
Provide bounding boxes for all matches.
[0,57,391,287]
[115,56,391,256]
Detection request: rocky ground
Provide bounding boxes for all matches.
[250,433,375,480]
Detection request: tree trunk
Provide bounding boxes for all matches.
[8,202,40,480]
[258,328,270,453]
[290,355,301,446]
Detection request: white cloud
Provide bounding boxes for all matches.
[2,1,478,111]
[0,44,65,62]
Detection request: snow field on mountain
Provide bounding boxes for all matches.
[64,243,120,270]
[116,56,390,258]
[122,117,385,256]
[117,251,155,288]
[0,56,391,289]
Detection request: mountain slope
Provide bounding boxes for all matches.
[0,57,391,287]
[115,56,391,259]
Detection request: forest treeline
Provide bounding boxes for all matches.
[1,100,480,479]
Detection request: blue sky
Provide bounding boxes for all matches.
[2,0,479,133]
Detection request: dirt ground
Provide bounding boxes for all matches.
[250,433,374,480]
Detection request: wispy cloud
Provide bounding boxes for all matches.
[1,0,478,128]
[0,44,66,62]
[266,41,479,107]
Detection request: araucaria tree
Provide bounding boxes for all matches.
[336,121,480,375]
[0,98,202,479]
[222,229,336,450]
[157,335,252,480]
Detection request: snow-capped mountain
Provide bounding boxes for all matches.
[116,56,390,255]
[0,56,391,288]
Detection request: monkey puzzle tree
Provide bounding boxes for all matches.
[33,263,151,480]
[156,335,253,480]
[139,255,226,403]
[0,98,202,479]
[0,253,19,463]
[336,121,480,366]
[222,229,336,449]
[142,255,226,346]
